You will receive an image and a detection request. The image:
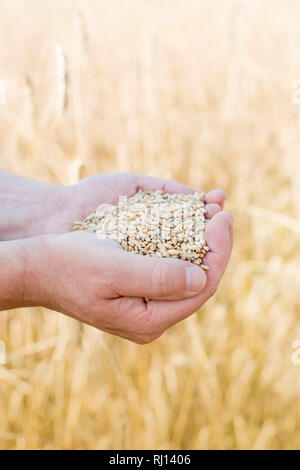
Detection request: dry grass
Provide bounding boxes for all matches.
[0,0,300,450]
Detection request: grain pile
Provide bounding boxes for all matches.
[73,190,210,269]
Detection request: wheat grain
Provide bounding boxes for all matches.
[74,190,210,268]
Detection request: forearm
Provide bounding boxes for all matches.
[0,239,28,310]
[0,170,62,240]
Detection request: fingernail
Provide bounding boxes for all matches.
[185,265,207,295]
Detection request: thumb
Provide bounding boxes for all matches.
[104,245,207,301]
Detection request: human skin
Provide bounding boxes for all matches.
[0,171,225,240]
[0,171,233,343]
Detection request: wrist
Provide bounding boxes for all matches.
[0,239,30,310]
[0,173,66,240]
[22,234,61,311]
[21,235,49,308]
[0,235,53,310]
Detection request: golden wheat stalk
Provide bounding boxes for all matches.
[54,44,69,116]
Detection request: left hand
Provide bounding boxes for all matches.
[30,173,226,236]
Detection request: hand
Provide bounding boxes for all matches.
[24,210,233,344]
[29,173,227,236]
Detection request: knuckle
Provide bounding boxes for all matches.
[207,282,218,298]
[151,261,180,297]
[151,263,171,297]
[133,306,164,344]
[134,336,151,345]
[135,332,162,345]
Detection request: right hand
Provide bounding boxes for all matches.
[24,211,233,344]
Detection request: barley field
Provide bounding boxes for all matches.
[0,0,300,450]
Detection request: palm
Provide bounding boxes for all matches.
[43,173,231,304]
[107,210,233,341]
[46,173,226,233]
[44,174,139,235]
[37,173,232,340]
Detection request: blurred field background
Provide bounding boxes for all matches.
[0,0,300,449]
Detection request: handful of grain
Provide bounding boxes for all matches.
[73,190,210,269]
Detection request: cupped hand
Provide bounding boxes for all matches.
[39,173,226,235]
[25,210,233,344]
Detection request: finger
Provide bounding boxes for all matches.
[101,212,232,343]
[145,212,233,331]
[105,245,207,300]
[135,175,197,195]
[136,176,226,206]
[96,203,114,212]
[205,203,222,219]
[205,189,226,208]
[96,295,149,337]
